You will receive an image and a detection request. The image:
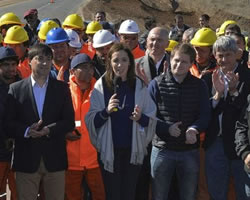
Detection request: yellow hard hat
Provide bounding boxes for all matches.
[190,28,217,47]
[62,14,84,30]
[217,20,237,36]
[85,21,103,34]
[38,20,59,40]
[0,12,23,27]
[165,40,179,52]
[4,25,29,44]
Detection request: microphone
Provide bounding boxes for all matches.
[113,76,122,112]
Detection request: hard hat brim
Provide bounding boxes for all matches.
[86,30,98,34]
[0,21,24,27]
[118,31,139,34]
[4,39,28,44]
[93,40,114,49]
[46,38,69,45]
[38,32,46,40]
[62,24,83,30]
[190,41,214,47]
[69,41,82,48]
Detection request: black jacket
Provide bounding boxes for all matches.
[92,54,106,80]
[149,71,210,151]
[203,64,250,159]
[6,77,75,173]
[235,95,250,173]
[0,81,11,161]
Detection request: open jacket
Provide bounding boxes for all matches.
[85,76,157,173]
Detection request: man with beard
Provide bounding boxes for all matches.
[0,47,20,200]
[92,29,115,80]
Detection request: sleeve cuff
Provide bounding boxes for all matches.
[99,109,110,120]
[137,114,149,127]
[24,127,30,138]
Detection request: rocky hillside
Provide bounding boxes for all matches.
[79,0,250,35]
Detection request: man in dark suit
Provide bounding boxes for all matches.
[6,43,75,200]
[203,36,250,200]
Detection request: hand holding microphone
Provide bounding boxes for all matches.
[106,93,120,114]
[106,76,122,113]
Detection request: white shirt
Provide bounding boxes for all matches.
[155,54,166,72]
[24,76,49,137]
[30,76,49,119]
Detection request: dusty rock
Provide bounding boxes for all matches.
[78,0,250,35]
[139,0,172,12]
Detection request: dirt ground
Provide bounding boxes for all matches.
[79,0,250,35]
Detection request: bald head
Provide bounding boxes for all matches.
[148,27,169,40]
[146,27,169,58]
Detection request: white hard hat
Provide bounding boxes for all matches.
[64,29,82,48]
[93,29,115,48]
[118,19,140,34]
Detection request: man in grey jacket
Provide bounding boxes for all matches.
[135,27,170,200]
[136,27,170,85]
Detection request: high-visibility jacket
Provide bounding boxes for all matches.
[132,44,145,59]
[67,75,98,170]
[190,63,217,79]
[80,42,96,59]
[17,58,31,79]
[190,63,217,142]
[51,60,70,82]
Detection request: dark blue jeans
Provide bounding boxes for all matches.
[205,137,250,200]
[98,148,141,200]
[151,146,199,200]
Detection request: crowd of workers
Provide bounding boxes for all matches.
[0,6,250,200]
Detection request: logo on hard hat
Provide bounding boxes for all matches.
[128,26,132,30]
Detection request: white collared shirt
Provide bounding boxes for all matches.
[30,75,49,119]
[212,64,238,136]
[155,54,166,72]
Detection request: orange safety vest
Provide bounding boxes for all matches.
[67,75,98,170]
[17,58,31,79]
[53,61,70,82]
[190,63,218,142]
[80,42,96,60]
[132,44,145,59]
